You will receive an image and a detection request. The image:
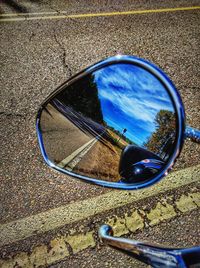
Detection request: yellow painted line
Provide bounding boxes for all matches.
[106,191,200,235]
[0,164,199,247]
[0,190,199,268]
[0,6,199,22]
[0,232,96,268]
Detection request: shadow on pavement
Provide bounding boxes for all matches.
[0,0,41,14]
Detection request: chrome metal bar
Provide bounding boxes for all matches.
[185,126,200,143]
[99,225,185,268]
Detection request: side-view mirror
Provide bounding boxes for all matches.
[36,55,200,267]
[36,55,200,190]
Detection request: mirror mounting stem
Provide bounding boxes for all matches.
[185,126,200,143]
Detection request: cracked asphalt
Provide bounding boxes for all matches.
[0,1,200,267]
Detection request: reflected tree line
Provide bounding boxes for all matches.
[55,74,131,151]
[56,74,134,147]
[144,110,176,160]
[56,74,104,124]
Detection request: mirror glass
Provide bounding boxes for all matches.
[39,63,176,185]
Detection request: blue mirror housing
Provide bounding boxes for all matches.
[36,55,186,190]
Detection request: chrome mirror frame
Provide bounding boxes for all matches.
[36,55,189,190]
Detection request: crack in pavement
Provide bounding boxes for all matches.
[53,29,72,78]
[48,1,61,15]
[29,21,40,41]
[0,111,26,119]
[179,85,200,91]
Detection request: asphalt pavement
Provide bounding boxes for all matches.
[0,1,200,267]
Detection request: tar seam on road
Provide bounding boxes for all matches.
[0,6,199,22]
[0,164,199,247]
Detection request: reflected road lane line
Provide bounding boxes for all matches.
[57,138,97,168]
[57,130,105,169]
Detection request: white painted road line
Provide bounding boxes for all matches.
[0,164,199,247]
[57,137,97,168]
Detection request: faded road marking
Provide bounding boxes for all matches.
[0,11,59,17]
[0,165,199,247]
[65,231,95,254]
[176,193,199,212]
[0,191,199,268]
[0,6,199,22]
[147,201,176,226]
[107,191,200,237]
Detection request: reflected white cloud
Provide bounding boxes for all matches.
[94,64,175,145]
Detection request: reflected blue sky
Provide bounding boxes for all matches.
[94,64,175,145]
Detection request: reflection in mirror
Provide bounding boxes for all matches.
[40,63,176,185]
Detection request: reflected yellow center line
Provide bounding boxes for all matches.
[0,6,199,22]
